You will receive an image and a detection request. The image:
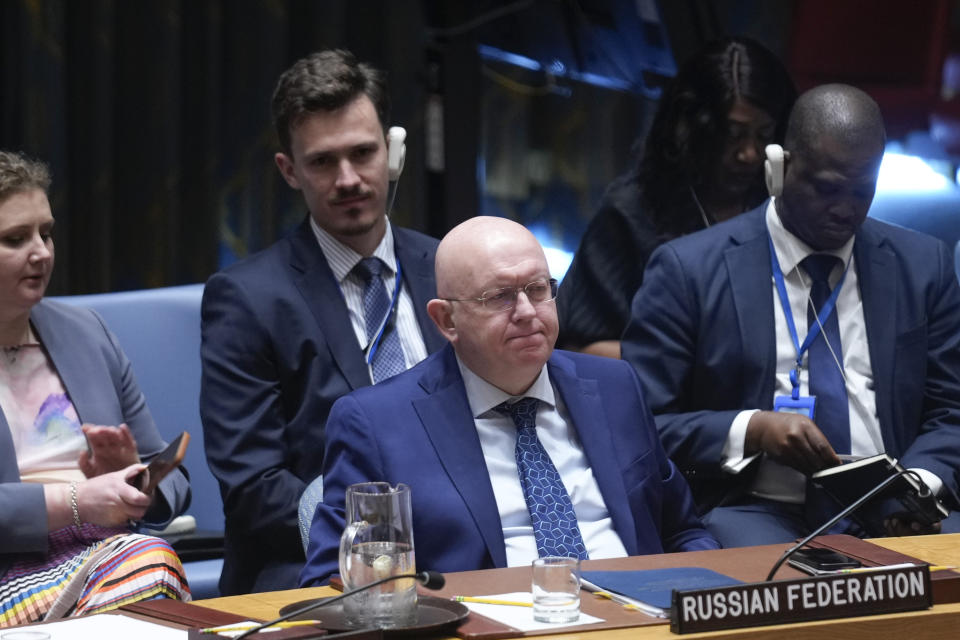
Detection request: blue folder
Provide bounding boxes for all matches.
[581,567,742,609]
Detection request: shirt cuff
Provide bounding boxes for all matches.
[908,468,944,497]
[722,409,761,474]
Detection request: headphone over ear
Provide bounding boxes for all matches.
[387,126,407,181]
[764,144,785,198]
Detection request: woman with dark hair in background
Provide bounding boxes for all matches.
[557,37,796,358]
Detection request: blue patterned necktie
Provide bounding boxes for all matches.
[354,257,406,383]
[495,397,588,560]
[801,254,850,455]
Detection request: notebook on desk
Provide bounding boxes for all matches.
[581,567,742,611]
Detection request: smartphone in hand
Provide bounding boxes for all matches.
[130,431,189,494]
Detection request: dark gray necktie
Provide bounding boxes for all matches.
[800,254,850,454]
[353,257,406,383]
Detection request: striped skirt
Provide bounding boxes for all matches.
[0,524,190,627]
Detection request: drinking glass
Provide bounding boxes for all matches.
[531,556,581,623]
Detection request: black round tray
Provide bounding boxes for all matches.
[277,595,469,637]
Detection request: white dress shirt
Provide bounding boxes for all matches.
[455,356,627,566]
[721,200,942,500]
[310,217,428,382]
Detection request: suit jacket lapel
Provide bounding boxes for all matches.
[394,228,445,353]
[412,346,507,567]
[725,208,778,408]
[288,219,371,390]
[29,302,100,422]
[854,226,900,451]
[0,392,17,480]
[547,353,639,555]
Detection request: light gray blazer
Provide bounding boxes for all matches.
[0,299,190,574]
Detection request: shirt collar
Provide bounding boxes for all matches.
[765,199,855,277]
[455,354,555,419]
[310,216,397,283]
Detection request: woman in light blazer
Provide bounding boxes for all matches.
[0,150,191,626]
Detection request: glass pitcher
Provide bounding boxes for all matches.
[338,482,417,628]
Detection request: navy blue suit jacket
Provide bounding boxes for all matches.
[300,345,718,586]
[200,218,445,594]
[622,204,960,508]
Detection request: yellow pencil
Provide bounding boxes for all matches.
[453,596,533,607]
[836,564,957,574]
[201,619,322,633]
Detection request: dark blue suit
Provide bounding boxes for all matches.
[200,218,445,595]
[622,204,960,516]
[300,345,718,586]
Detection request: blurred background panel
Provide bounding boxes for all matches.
[3,0,959,292]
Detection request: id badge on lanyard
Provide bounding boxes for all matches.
[767,235,847,422]
[774,369,816,418]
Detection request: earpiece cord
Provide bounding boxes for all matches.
[386,180,400,217]
[794,265,848,385]
[688,185,713,230]
[364,126,404,365]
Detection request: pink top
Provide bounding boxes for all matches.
[0,344,84,474]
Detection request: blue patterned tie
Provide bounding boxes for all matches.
[495,397,588,560]
[801,254,850,454]
[354,257,406,383]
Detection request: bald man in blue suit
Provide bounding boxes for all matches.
[301,217,717,586]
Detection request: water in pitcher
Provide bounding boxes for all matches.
[342,541,417,628]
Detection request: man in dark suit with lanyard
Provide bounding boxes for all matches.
[200,49,445,594]
[623,84,960,546]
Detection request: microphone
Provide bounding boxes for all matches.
[234,571,445,639]
[765,469,930,581]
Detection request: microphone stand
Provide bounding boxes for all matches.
[766,469,929,581]
[234,571,444,639]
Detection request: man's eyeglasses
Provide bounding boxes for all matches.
[443,278,558,311]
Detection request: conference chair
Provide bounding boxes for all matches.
[298,475,325,551]
[955,239,960,284]
[53,284,224,598]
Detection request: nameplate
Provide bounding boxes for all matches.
[669,565,931,634]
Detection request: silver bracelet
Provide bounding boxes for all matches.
[69,481,82,527]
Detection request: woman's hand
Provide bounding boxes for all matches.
[75,464,152,527]
[79,423,140,477]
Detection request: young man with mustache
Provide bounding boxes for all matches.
[200,49,444,595]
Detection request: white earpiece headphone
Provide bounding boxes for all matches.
[387,126,407,182]
[764,143,785,198]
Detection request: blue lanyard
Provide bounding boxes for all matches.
[767,234,848,398]
[365,261,403,365]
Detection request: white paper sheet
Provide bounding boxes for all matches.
[4,613,187,639]
[458,592,604,632]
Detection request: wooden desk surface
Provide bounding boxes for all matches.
[194,534,960,640]
[869,534,960,567]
